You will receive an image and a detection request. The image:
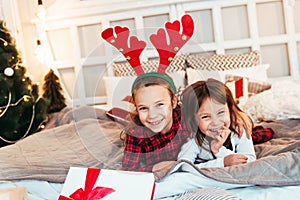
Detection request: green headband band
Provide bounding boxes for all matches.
[131,72,177,96]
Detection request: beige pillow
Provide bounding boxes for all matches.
[186,51,260,70]
[112,54,188,76]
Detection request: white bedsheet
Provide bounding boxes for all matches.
[230,185,300,200]
[1,178,300,199]
[0,180,61,200]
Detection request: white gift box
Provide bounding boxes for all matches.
[59,167,155,200]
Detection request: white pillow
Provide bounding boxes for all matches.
[187,68,223,85]
[187,64,269,85]
[103,76,135,107]
[166,70,186,90]
[224,64,269,82]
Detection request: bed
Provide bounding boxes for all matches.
[2,0,300,198]
[0,50,300,199]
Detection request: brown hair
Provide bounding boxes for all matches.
[130,75,179,126]
[181,78,252,146]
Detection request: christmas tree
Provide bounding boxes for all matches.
[42,68,67,113]
[0,20,48,147]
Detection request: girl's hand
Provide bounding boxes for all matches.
[224,154,248,167]
[210,128,231,154]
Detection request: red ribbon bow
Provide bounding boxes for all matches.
[59,168,115,200]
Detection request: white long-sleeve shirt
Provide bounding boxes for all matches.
[178,130,256,168]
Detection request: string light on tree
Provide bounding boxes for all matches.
[0,38,8,46]
[0,19,49,147]
[0,94,32,117]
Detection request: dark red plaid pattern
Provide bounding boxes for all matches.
[252,125,275,144]
[122,109,190,172]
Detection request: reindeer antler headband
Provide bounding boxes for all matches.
[101,14,194,94]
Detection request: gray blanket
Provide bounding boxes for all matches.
[0,106,124,183]
[154,119,300,186]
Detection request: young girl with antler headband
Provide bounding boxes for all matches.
[101,14,194,172]
[101,15,252,173]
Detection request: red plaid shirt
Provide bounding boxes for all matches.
[122,109,190,172]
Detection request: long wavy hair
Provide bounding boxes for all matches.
[181,78,252,147]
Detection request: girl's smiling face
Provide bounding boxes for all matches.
[195,97,231,139]
[134,85,177,134]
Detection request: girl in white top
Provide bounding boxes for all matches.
[178,78,256,168]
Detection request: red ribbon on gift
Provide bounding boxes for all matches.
[59,168,115,200]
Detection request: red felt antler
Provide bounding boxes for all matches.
[150,14,194,74]
[101,26,147,76]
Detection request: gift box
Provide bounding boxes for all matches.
[0,187,27,200]
[59,167,155,200]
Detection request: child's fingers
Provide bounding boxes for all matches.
[215,134,223,142]
[217,129,230,141]
[225,154,248,166]
[236,155,248,163]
